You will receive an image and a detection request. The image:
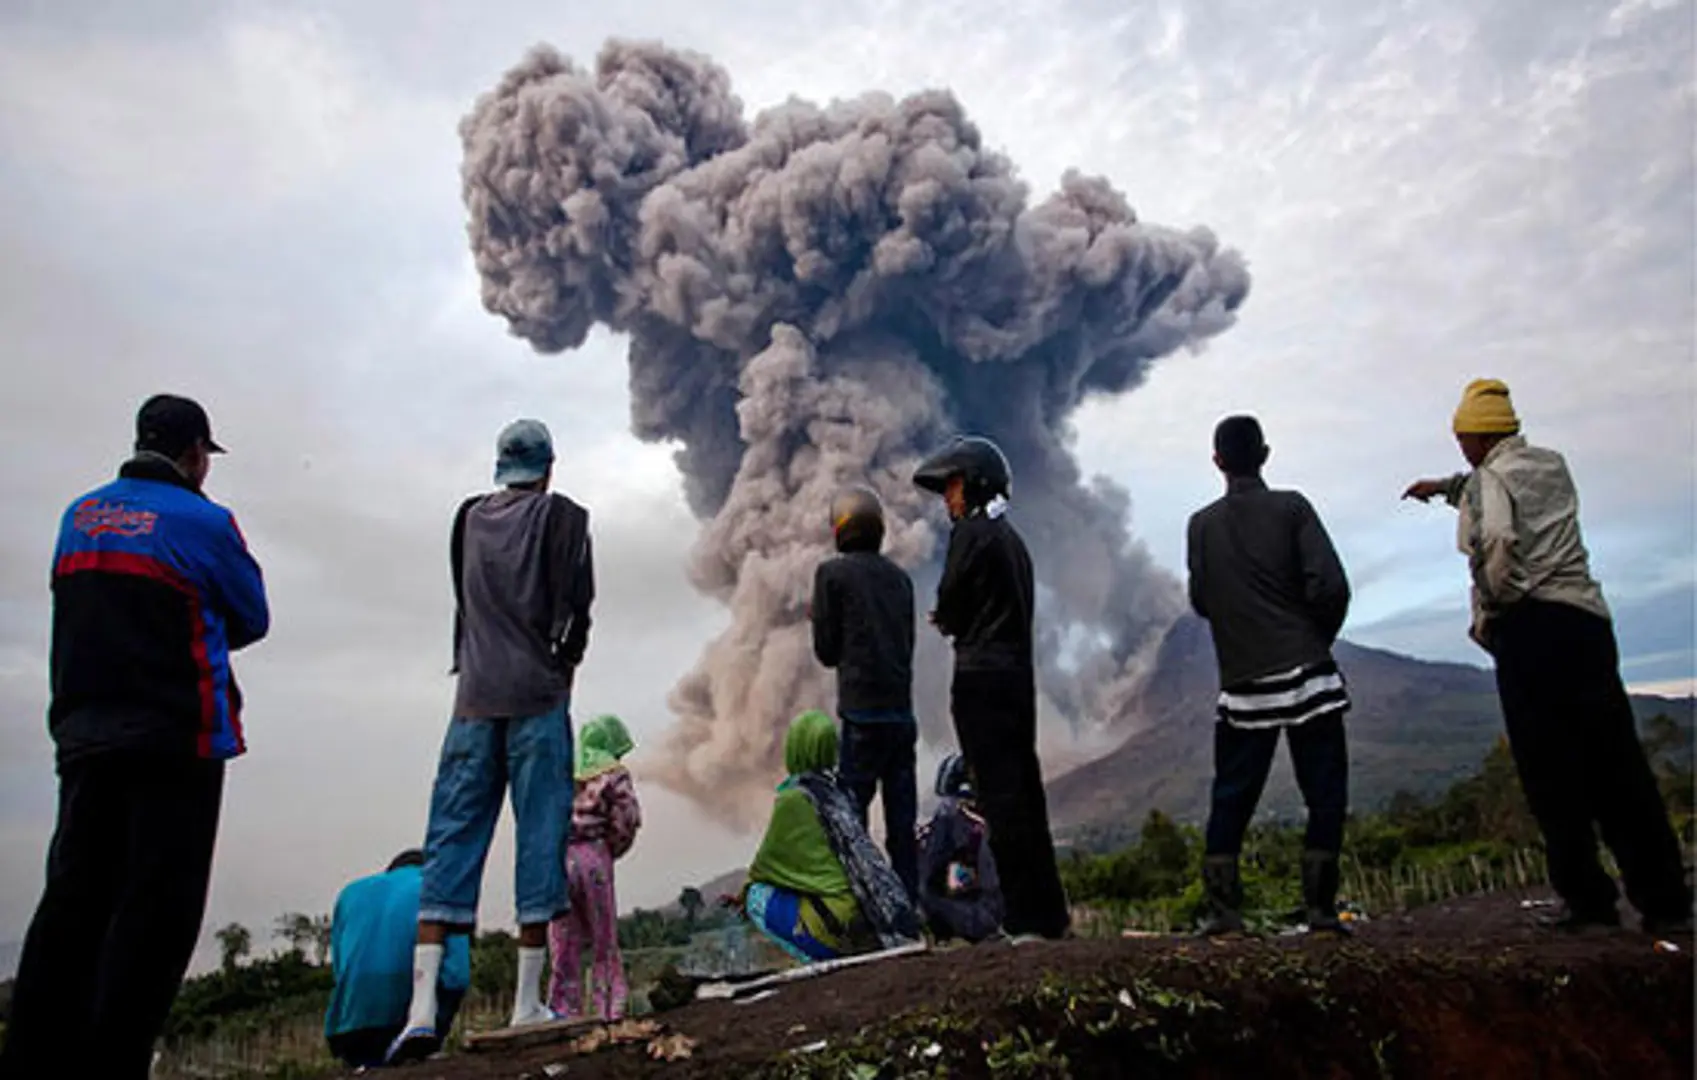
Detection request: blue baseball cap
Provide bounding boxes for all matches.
[493,419,555,486]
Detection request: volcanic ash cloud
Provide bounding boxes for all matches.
[459,39,1251,828]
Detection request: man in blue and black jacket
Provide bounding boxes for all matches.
[1,394,269,1080]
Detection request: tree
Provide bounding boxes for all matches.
[274,913,317,960]
[470,931,518,997]
[1437,736,1539,846]
[214,923,251,973]
[1642,713,1695,819]
[678,887,705,929]
[618,908,697,950]
[1138,810,1192,897]
[309,915,333,966]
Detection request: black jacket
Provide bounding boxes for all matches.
[934,512,1035,672]
[1186,477,1350,688]
[811,551,915,713]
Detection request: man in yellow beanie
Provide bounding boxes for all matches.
[1404,379,1691,935]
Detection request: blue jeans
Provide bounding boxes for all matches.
[419,702,574,927]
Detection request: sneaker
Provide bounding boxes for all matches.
[384,1026,441,1065]
[1303,917,1352,938]
[509,1004,560,1028]
[1007,933,1045,946]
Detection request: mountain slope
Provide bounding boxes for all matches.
[1048,615,1694,847]
[649,868,749,918]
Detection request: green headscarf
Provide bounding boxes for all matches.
[747,711,855,926]
[575,714,635,781]
[783,710,838,776]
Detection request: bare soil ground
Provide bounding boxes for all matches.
[370,891,1694,1079]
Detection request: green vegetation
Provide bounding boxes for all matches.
[618,900,736,950]
[131,889,734,1076]
[1060,715,1693,933]
[164,952,333,1045]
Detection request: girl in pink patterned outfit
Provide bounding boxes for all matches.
[548,714,641,1021]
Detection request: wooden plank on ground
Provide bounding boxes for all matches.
[462,1015,603,1053]
[695,940,929,1001]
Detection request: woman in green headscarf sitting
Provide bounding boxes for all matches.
[741,711,921,963]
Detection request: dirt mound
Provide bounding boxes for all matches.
[377,893,1693,1078]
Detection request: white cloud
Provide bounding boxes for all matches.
[0,11,400,204]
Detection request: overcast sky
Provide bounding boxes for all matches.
[0,0,1691,967]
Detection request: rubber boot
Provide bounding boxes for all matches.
[1301,850,1348,935]
[1196,855,1245,936]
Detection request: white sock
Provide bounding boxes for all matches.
[511,946,547,1024]
[405,944,444,1033]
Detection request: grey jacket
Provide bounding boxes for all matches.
[1186,477,1350,689]
[450,489,594,718]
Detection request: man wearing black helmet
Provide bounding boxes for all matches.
[810,486,920,899]
[913,436,1071,942]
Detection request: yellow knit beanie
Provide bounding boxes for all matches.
[1452,378,1521,435]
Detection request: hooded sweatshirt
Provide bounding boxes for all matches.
[810,550,916,714]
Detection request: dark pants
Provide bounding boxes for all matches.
[1205,712,1348,857]
[327,1029,401,1071]
[326,990,464,1068]
[1492,600,1692,921]
[0,752,225,1080]
[950,669,1070,938]
[838,717,920,900]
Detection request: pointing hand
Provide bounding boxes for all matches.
[1402,479,1448,503]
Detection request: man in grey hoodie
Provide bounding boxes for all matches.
[388,419,594,1063]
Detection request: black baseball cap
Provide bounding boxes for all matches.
[135,394,226,457]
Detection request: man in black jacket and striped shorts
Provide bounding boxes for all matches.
[1186,415,1352,935]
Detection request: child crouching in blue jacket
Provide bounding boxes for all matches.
[917,754,1004,943]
